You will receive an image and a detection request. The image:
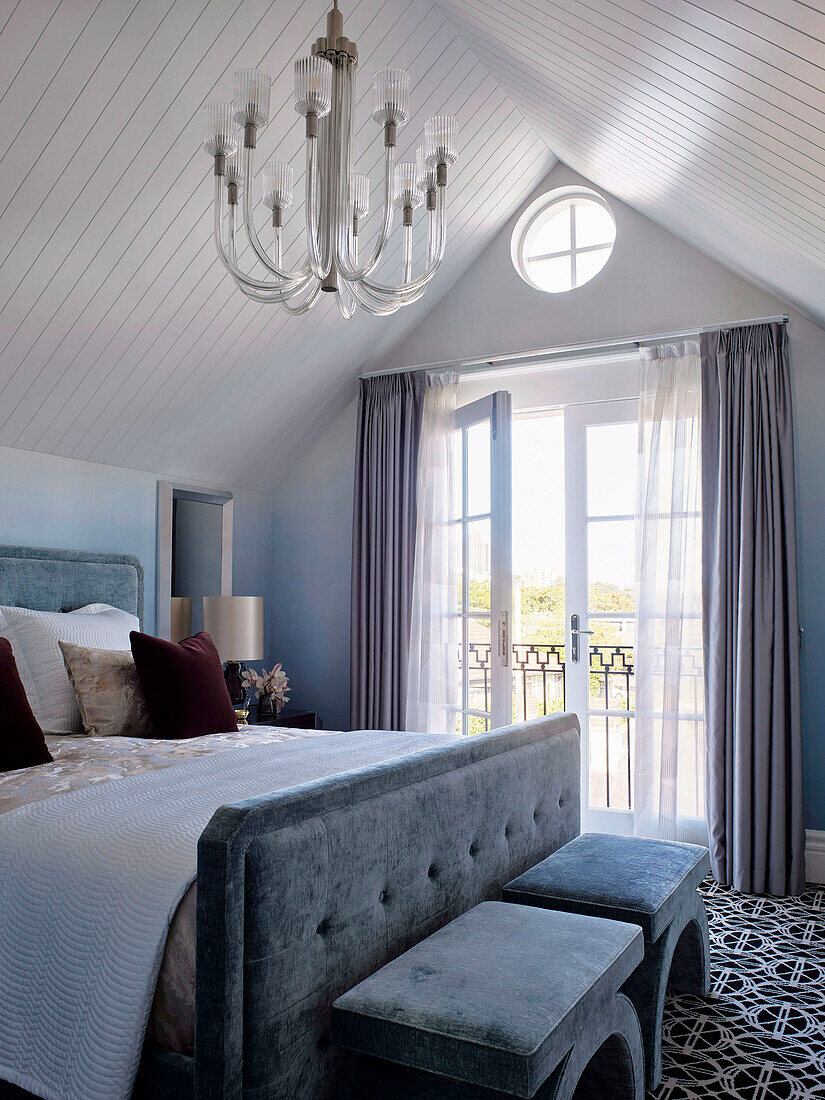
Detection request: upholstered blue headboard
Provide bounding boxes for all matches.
[0,545,144,628]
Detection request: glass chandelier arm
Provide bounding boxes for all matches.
[427,203,438,266]
[215,178,314,299]
[233,278,321,308]
[279,278,323,314]
[352,191,446,298]
[345,276,403,315]
[241,146,311,282]
[402,223,413,283]
[334,61,357,274]
[335,143,396,280]
[305,133,332,280]
[337,278,357,320]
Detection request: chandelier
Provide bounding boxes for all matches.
[202,0,459,320]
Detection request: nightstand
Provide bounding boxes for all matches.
[251,706,322,730]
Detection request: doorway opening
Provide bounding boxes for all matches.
[457,355,642,832]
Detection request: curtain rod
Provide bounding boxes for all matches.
[360,313,790,379]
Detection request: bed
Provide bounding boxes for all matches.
[0,545,581,1100]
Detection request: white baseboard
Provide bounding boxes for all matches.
[807,830,825,884]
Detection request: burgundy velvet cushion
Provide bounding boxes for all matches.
[0,637,53,771]
[129,631,238,740]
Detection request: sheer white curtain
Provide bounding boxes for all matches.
[634,342,706,843]
[405,371,461,734]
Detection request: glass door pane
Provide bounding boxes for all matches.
[564,398,638,834]
[454,392,512,735]
[510,411,566,723]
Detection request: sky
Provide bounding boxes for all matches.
[511,412,636,590]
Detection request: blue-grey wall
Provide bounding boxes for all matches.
[0,444,274,658]
[270,402,357,730]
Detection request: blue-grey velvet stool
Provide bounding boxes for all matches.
[332,901,645,1099]
[502,833,711,1090]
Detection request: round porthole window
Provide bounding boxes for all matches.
[511,186,616,293]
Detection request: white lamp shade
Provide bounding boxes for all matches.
[203,596,264,662]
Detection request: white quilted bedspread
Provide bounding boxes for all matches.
[0,729,450,1100]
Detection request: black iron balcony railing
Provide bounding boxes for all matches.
[464,642,703,816]
[466,641,635,720]
[466,642,634,810]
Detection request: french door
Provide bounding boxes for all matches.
[456,385,642,831]
[564,398,638,834]
[454,392,512,734]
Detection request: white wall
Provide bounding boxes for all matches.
[0,444,274,659]
[271,161,825,831]
[383,163,786,371]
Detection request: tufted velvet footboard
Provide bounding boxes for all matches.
[137,714,580,1100]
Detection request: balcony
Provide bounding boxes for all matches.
[467,640,633,719]
[467,641,634,809]
[465,641,703,817]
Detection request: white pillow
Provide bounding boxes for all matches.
[0,604,140,733]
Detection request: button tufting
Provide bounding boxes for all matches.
[428,864,437,879]
[316,920,328,936]
[378,890,387,903]
[469,842,479,858]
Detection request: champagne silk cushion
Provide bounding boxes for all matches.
[0,638,53,771]
[129,631,238,740]
[59,641,153,738]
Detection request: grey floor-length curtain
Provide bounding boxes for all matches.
[351,371,426,730]
[701,322,806,896]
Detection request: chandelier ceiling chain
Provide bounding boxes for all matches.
[203,0,459,320]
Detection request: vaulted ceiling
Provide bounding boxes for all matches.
[0,0,554,488]
[0,0,821,491]
[439,0,825,329]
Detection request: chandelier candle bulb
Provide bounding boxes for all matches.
[425,114,459,170]
[350,173,370,219]
[373,68,410,147]
[350,172,370,243]
[394,162,423,212]
[233,69,272,148]
[226,153,243,204]
[203,101,237,175]
[262,161,294,210]
[202,2,458,318]
[294,56,333,119]
[415,144,436,192]
[226,154,243,186]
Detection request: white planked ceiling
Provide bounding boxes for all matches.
[436,0,825,329]
[0,0,553,489]
[0,0,822,490]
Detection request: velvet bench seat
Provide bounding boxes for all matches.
[331,901,645,1099]
[503,833,711,1089]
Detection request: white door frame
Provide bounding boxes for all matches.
[564,398,638,834]
[454,391,513,733]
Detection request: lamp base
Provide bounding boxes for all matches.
[223,661,247,706]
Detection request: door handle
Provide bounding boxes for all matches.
[570,614,592,664]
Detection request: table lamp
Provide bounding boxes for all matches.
[202,596,264,709]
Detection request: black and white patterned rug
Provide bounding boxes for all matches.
[654,880,825,1099]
